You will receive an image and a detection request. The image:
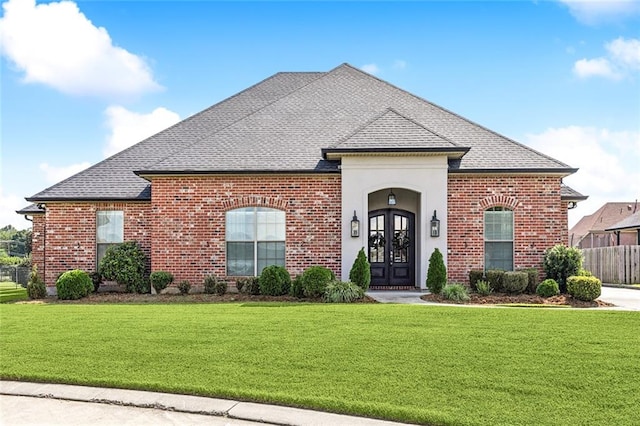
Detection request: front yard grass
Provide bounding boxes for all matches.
[1,303,638,425]
[0,282,27,303]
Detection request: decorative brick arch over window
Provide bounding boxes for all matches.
[479,195,519,211]
[222,196,288,212]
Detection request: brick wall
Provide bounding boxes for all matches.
[30,214,45,281]
[447,174,567,283]
[39,202,151,286]
[149,174,342,287]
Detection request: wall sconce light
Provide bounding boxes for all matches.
[387,189,397,206]
[351,210,360,238]
[430,210,440,237]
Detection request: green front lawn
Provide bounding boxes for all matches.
[0,282,27,303]
[1,303,638,425]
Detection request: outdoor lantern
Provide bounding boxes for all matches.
[387,189,397,206]
[351,211,360,238]
[430,210,440,237]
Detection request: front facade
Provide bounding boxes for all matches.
[19,64,584,292]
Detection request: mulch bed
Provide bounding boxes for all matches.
[421,292,614,308]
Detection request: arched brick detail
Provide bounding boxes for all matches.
[479,195,520,211]
[222,196,288,211]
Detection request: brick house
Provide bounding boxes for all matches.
[18,64,586,293]
[569,202,638,248]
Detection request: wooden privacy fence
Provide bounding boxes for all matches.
[582,246,640,285]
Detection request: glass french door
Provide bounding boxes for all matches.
[368,209,415,286]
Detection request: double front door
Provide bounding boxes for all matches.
[368,209,415,286]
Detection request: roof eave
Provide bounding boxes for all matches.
[25,196,151,203]
[449,168,578,176]
[134,169,341,180]
[321,147,470,160]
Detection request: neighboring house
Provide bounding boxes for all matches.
[605,211,640,246]
[570,202,639,248]
[17,64,586,293]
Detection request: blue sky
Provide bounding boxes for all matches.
[1,0,639,230]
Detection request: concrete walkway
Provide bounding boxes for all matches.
[367,285,640,310]
[0,381,410,426]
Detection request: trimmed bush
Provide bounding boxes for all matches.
[290,275,304,298]
[577,269,593,277]
[517,268,539,294]
[301,266,335,298]
[324,281,365,303]
[502,271,528,294]
[442,284,470,302]
[543,244,583,293]
[567,275,601,301]
[426,248,447,294]
[485,270,505,293]
[349,248,371,291]
[56,269,93,300]
[204,275,226,295]
[259,265,291,296]
[89,272,102,293]
[99,241,148,293]
[536,279,560,297]
[475,280,493,296]
[26,266,46,300]
[177,280,191,295]
[237,277,260,295]
[150,271,174,295]
[468,270,484,291]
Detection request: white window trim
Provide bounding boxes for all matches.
[483,207,514,271]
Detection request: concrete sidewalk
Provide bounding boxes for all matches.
[0,381,410,426]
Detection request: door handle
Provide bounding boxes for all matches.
[389,250,393,265]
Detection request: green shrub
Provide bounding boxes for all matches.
[56,269,93,300]
[150,271,174,294]
[485,270,505,293]
[442,283,470,302]
[301,266,335,298]
[177,280,191,295]
[543,245,583,293]
[99,241,148,293]
[536,279,560,297]
[468,270,484,291]
[89,272,102,293]
[26,266,46,299]
[204,275,227,295]
[475,280,493,296]
[516,268,540,294]
[567,275,601,301]
[426,248,446,294]
[237,277,260,295]
[290,275,304,298]
[502,271,528,294]
[349,248,371,291]
[577,269,593,277]
[259,265,291,296]
[324,281,364,303]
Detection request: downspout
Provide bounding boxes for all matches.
[37,204,47,286]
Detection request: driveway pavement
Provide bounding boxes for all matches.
[0,381,410,426]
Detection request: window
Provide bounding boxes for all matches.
[484,207,513,271]
[96,211,124,265]
[226,207,285,276]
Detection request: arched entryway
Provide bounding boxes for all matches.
[368,209,415,287]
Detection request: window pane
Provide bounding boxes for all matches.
[257,241,285,274]
[484,210,513,241]
[226,208,255,241]
[257,208,285,241]
[227,242,255,276]
[485,242,514,271]
[97,211,123,243]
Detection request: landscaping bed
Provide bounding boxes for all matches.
[421,292,614,308]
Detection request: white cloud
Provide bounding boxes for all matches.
[361,63,380,75]
[573,37,640,80]
[393,60,407,70]
[558,0,640,25]
[0,0,161,97]
[39,161,91,183]
[104,105,180,157]
[525,126,640,227]
[573,57,620,79]
[0,187,31,230]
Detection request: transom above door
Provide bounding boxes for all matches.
[368,209,415,286]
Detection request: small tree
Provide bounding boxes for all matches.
[349,247,371,291]
[26,265,46,299]
[99,241,148,293]
[426,248,446,294]
[543,244,582,293]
